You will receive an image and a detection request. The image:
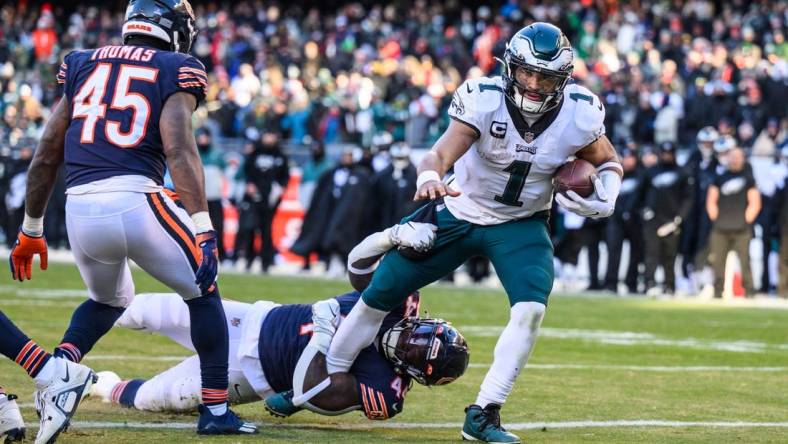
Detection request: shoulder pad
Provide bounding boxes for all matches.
[456,76,503,115]
[567,84,605,133]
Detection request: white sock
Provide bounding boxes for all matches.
[475,302,545,407]
[33,358,58,388]
[326,299,388,374]
[207,402,228,416]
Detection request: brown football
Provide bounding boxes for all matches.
[554,158,596,198]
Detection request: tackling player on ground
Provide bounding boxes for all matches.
[325,23,623,443]
[85,221,467,420]
[8,0,254,435]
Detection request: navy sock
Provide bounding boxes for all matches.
[54,300,125,362]
[0,310,51,377]
[113,379,146,408]
[185,288,229,406]
[0,310,30,361]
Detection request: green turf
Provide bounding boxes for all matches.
[1,262,787,443]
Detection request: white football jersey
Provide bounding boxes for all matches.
[444,76,605,225]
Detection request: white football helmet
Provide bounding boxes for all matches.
[503,22,574,115]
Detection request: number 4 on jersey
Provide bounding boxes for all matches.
[72,63,158,148]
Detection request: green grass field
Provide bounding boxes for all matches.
[1,262,787,443]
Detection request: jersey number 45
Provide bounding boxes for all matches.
[72,63,159,148]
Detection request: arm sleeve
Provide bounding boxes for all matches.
[174,56,208,105]
[447,80,483,138]
[58,51,78,99]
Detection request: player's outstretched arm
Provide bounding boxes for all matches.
[413,120,477,201]
[299,352,361,414]
[556,135,623,219]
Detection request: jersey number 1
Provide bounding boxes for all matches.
[72,63,159,148]
[494,160,532,207]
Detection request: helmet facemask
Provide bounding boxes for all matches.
[381,317,469,386]
[505,56,570,115]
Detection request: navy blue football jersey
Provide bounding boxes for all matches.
[58,45,207,188]
[258,291,420,419]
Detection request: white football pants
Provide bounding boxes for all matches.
[66,191,203,308]
[114,293,261,411]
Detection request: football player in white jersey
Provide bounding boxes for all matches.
[323,23,623,443]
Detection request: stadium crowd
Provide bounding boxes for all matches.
[0,0,786,297]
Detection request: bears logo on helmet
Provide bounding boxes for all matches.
[122,0,197,53]
[381,318,469,386]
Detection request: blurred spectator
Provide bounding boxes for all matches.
[370,142,418,231]
[775,147,788,299]
[639,142,694,296]
[237,130,290,273]
[4,144,33,247]
[706,144,761,298]
[298,140,332,211]
[603,147,644,294]
[197,127,228,261]
[292,148,372,276]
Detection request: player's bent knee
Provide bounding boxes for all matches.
[510,302,546,334]
[507,265,553,306]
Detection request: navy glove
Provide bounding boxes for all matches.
[195,230,218,294]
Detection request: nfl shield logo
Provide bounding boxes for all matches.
[524,132,535,143]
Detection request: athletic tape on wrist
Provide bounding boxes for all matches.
[416,170,441,189]
[190,211,214,234]
[22,214,44,237]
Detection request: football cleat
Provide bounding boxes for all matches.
[86,371,121,403]
[33,358,96,444]
[461,404,521,443]
[196,405,258,435]
[0,392,25,443]
[263,390,302,418]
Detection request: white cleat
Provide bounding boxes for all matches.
[0,392,25,443]
[87,371,121,403]
[33,358,96,444]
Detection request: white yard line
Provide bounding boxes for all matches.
[467,363,788,372]
[77,355,788,372]
[461,326,788,353]
[64,420,788,431]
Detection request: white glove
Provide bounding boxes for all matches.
[555,175,616,219]
[388,222,438,252]
[310,298,341,353]
[657,217,682,237]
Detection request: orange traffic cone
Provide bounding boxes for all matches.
[732,270,745,298]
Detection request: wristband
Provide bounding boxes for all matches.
[416,170,441,189]
[22,213,44,237]
[190,211,214,234]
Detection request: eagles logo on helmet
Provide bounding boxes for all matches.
[381,318,469,386]
[122,0,197,53]
[502,22,574,115]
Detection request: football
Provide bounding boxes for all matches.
[553,158,596,198]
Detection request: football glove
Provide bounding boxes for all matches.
[194,230,218,295]
[555,174,617,219]
[388,222,438,252]
[9,230,48,281]
[310,298,341,354]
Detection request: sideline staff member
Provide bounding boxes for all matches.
[706,143,761,298]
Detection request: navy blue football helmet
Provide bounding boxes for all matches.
[122,0,197,53]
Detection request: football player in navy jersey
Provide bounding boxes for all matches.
[86,221,468,421]
[8,0,255,435]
